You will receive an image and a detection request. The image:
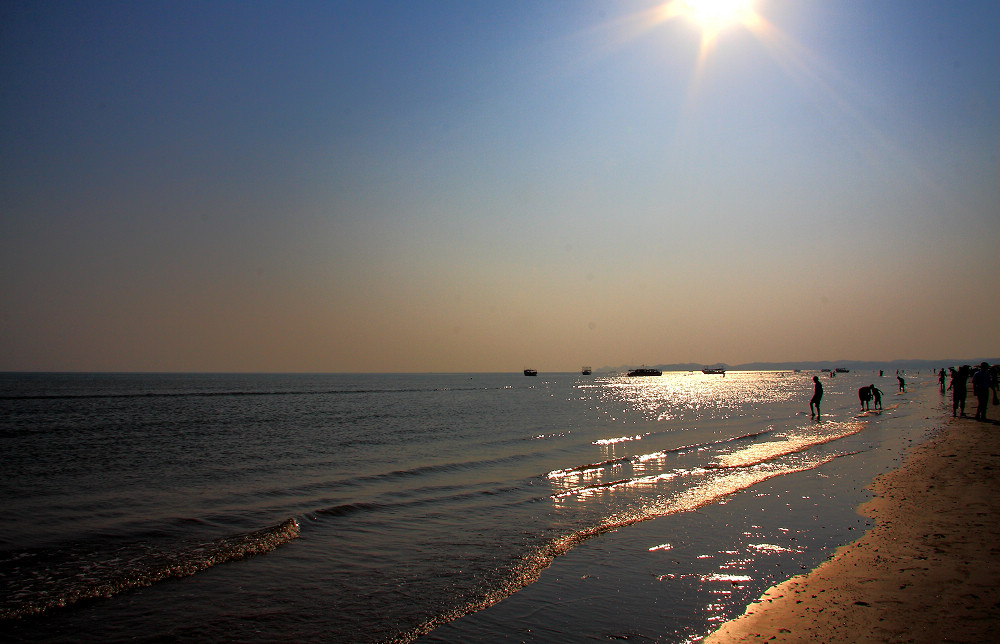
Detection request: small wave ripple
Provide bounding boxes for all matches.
[0,518,300,620]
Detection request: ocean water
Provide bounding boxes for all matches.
[0,370,941,642]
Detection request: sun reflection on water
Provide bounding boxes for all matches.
[591,371,797,425]
[513,370,911,644]
[533,370,884,637]
[548,372,868,513]
[711,421,864,468]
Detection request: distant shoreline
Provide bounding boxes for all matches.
[600,358,1000,375]
[2,359,998,376]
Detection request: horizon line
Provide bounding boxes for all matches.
[3,357,998,376]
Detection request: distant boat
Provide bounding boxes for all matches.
[835,368,850,373]
[523,369,537,376]
[702,368,726,375]
[581,366,592,375]
[627,368,662,377]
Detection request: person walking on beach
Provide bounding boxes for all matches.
[948,366,969,417]
[897,374,905,392]
[939,368,947,393]
[810,376,823,419]
[872,385,884,410]
[972,362,992,421]
[859,385,873,411]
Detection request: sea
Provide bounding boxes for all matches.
[0,369,944,642]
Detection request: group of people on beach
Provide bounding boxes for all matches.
[809,376,884,419]
[809,376,884,418]
[807,364,997,421]
[942,362,998,421]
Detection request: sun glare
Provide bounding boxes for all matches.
[682,0,753,30]
[675,0,756,53]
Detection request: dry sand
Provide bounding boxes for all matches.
[704,415,1000,643]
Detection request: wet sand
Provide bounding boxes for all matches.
[704,414,1000,643]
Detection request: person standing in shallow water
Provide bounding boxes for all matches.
[859,385,873,411]
[949,366,969,417]
[972,362,992,421]
[897,374,905,392]
[872,384,884,410]
[939,369,947,393]
[810,376,823,419]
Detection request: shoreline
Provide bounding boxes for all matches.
[703,412,1000,643]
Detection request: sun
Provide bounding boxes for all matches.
[681,0,754,30]
[678,0,756,49]
[620,0,765,62]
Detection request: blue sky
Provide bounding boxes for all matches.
[2,0,997,372]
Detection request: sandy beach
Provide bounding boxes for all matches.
[704,413,1000,643]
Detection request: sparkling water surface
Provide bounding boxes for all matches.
[0,370,939,642]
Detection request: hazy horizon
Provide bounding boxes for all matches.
[3,1,998,373]
[5,354,997,375]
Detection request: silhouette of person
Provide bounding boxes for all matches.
[897,375,905,392]
[872,385,883,410]
[948,366,969,417]
[972,362,992,421]
[939,368,946,394]
[859,385,873,411]
[993,366,1000,405]
[810,376,823,418]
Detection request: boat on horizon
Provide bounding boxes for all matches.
[627,367,662,377]
[702,367,726,375]
[581,366,592,375]
[523,369,537,377]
